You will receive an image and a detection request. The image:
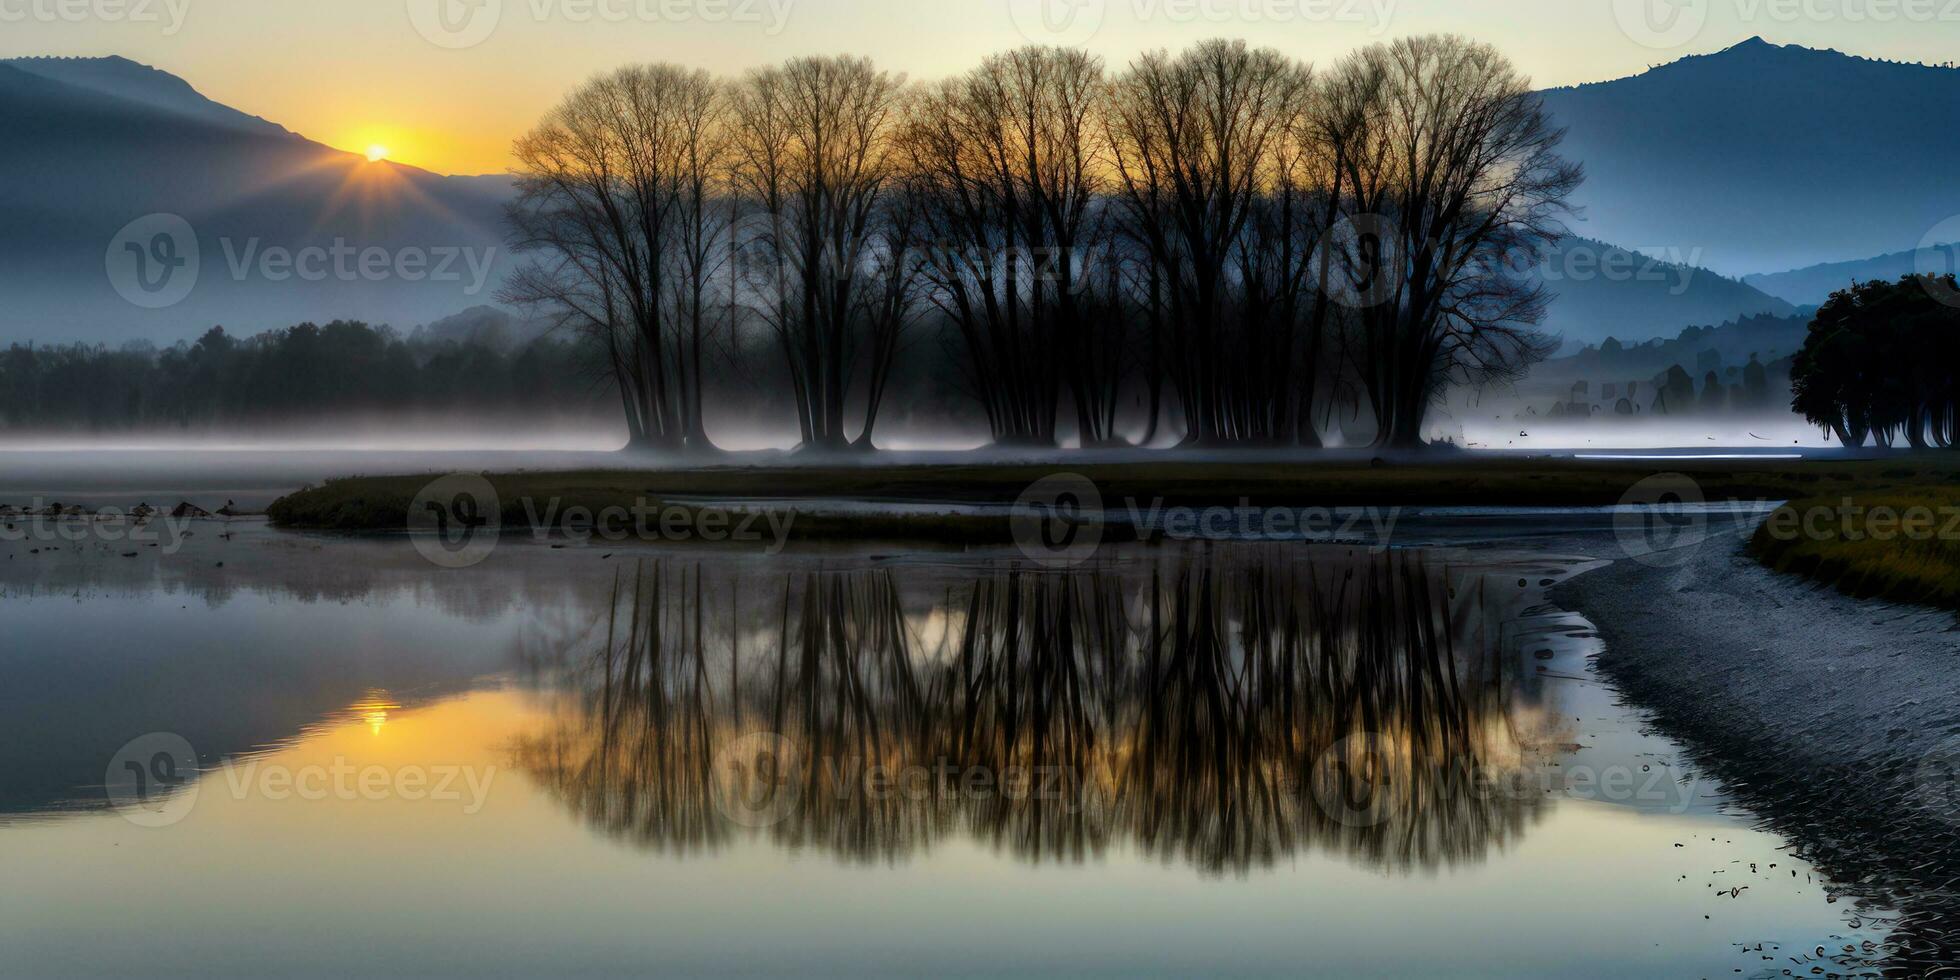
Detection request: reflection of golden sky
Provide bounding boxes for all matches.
[2,0,1950,175]
[347,691,403,736]
[0,688,1880,976]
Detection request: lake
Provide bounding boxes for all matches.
[0,522,1890,978]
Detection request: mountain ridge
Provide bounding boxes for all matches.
[1743,243,1960,306]
[3,55,295,138]
[1534,35,1960,276]
[0,45,1935,345]
[0,56,516,343]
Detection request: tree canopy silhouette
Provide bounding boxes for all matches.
[498,35,1580,453]
[1791,275,1960,448]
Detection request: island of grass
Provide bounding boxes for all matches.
[268,452,1960,540]
[1751,485,1960,607]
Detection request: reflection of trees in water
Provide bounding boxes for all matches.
[515,547,1549,874]
[517,565,728,855]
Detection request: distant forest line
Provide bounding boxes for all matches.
[0,322,610,433]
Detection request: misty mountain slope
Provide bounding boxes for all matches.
[1743,244,1960,306]
[3,56,291,137]
[0,55,1814,348]
[0,58,515,343]
[1533,237,1797,351]
[1536,37,1960,275]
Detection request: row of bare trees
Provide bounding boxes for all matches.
[505,35,1580,452]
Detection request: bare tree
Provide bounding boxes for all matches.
[1321,36,1580,448]
[1104,39,1316,445]
[727,56,911,451]
[504,64,731,453]
[902,46,1125,447]
[498,36,1578,456]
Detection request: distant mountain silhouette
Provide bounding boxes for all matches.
[5,56,292,137]
[408,304,556,352]
[0,48,1913,346]
[1536,37,1960,276]
[0,56,514,344]
[1742,243,1960,306]
[1530,237,1796,351]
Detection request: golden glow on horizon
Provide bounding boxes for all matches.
[6,0,1952,176]
[334,125,420,169]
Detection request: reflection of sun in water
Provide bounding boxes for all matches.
[349,691,402,736]
[365,144,389,163]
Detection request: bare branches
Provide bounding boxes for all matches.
[1320,35,1578,447]
[1104,39,1322,445]
[900,46,1118,447]
[507,36,1577,452]
[505,64,730,452]
[727,56,909,451]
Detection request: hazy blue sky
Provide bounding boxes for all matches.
[2,0,1953,173]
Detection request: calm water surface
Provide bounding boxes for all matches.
[0,524,1890,978]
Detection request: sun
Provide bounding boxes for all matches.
[365,144,390,163]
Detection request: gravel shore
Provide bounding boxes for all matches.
[1553,532,1960,968]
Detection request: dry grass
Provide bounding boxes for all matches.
[1751,486,1960,607]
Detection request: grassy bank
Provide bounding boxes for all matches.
[268,453,1960,534]
[1750,485,1960,607]
[264,471,1027,542]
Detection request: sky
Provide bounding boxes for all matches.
[2,0,1956,175]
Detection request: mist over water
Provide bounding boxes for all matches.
[1457,412,1834,451]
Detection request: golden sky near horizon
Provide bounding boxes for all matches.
[2,0,1953,175]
